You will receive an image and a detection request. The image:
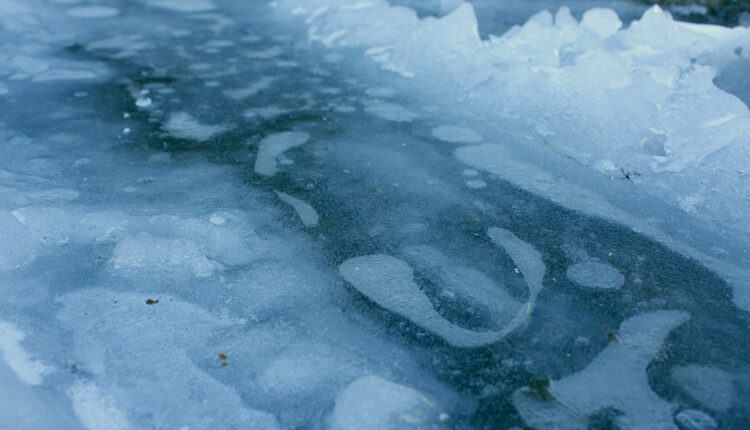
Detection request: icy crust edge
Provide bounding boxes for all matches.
[273,0,750,312]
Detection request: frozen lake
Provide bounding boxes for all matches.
[1,0,749,429]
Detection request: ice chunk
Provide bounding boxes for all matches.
[328,375,441,430]
[275,191,319,227]
[581,8,622,38]
[515,310,689,429]
[163,111,231,142]
[68,381,130,430]
[0,321,52,386]
[66,6,120,18]
[567,260,625,290]
[363,100,418,122]
[671,365,734,411]
[431,125,482,143]
[110,232,222,279]
[254,131,309,176]
[146,0,216,12]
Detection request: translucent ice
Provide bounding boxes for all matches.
[254,131,310,176]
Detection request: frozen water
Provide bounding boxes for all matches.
[254,131,310,176]
[1,0,749,428]
[274,191,320,227]
[328,375,444,430]
[567,260,625,289]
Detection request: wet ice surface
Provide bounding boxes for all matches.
[1,0,749,429]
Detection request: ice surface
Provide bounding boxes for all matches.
[274,191,319,227]
[2,0,749,428]
[0,320,52,386]
[163,111,232,142]
[515,310,689,429]
[431,125,482,143]
[328,375,443,430]
[254,131,310,176]
[66,6,120,18]
[567,260,625,289]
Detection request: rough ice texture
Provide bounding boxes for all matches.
[278,0,750,311]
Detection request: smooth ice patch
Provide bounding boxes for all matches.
[363,100,418,122]
[671,364,735,411]
[465,179,486,189]
[567,260,625,290]
[514,310,690,429]
[66,6,120,18]
[110,232,222,279]
[329,375,442,430]
[68,381,130,430]
[223,76,276,100]
[275,191,319,227]
[431,125,482,143]
[0,321,52,386]
[147,0,216,12]
[163,111,231,142]
[254,131,310,177]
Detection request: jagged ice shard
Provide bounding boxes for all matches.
[1,0,749,429]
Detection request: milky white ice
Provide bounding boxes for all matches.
[339,227,544,348]
[163,111,232,142]
[329,375,443,430]
[567,260,625,289]
[274,191,319,227]
[254,131,310,176]
[0,320,52,386]
[514,310,690,429]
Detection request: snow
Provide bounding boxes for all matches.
[67,381,130,430]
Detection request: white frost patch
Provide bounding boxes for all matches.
[363,100,418,122]
[223,76,276,100]
[515,310,690,429]
[163,111,231,142]
[66,6,120,18]
[147,0,216,12]
[275,191,319,227]
[329,375,441,430]
[254,131,309,177]
[567,260,625,290]
[0,320,52,386]
[68,381,130,430]
[110,232,222,279]
[431,125,482,144]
